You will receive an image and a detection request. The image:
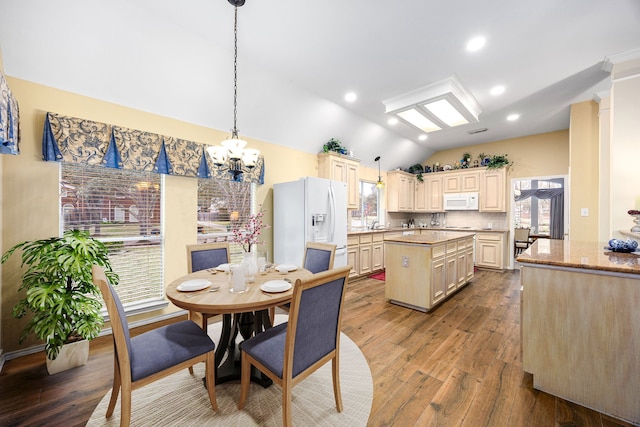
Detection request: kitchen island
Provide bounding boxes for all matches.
[384,231,475,312]
[518,239,640,425]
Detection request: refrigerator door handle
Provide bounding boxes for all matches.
[328,185,336,243]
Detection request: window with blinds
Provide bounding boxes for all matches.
[197,178,255,263]
[61,164,164,308]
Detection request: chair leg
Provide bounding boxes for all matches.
[238,351,251,409]
[282,382,293,427]
[106,357,121,418]
[332,355,343,412]
[120,382,133,427]
[268,306,275,325]
[204,351,219,411]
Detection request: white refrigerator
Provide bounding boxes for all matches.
[273,177,348,268]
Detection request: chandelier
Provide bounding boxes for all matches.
[207,0,259,179]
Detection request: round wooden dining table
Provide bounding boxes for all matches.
[166,266,311,386]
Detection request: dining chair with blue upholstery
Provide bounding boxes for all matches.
[238,265,351,427]
[302,242,336,273]
[186,243,230,329]
[92,265,218,427]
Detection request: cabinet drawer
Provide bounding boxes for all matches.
[477,233,501,242]
[457,240,467,251]
[446,242,458,254]
[373,233,384,242]
[348,235,359,246]
[359,234,373,244]
[432,244,446,259]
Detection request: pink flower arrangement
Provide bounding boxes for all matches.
[231,208,269,253]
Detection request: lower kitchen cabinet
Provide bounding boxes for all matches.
[347,235,359,279]
[358,234,373,276]
[475,231,506,269]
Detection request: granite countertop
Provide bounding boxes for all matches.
[383,231,476,245]
[517,239,640,275]
[348,226,506,236]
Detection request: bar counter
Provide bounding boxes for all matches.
[518,239,640,425]
[516,238,640,275]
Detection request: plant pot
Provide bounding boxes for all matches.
[46,340,89,375]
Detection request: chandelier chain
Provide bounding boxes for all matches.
[232,5,239,136]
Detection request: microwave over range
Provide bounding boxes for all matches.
[443,192,479,211]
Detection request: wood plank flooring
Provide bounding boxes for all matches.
[0,269,636,426]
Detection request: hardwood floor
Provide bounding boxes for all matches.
[0,269,635,426]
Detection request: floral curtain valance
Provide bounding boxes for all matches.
[42,112,264,183]
[0,71,20,155]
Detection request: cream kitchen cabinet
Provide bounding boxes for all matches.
[318,152,360,210]
[347,235,359,279]
[415,179,427,212]
[475,231,506,269]
[386,171,415,212]
[425,175,444,212]
[372,233,384,271]
[443,170,480,193]
[479,168,506,212]
[358,234,373,276]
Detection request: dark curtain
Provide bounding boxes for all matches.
[514,188,564,239]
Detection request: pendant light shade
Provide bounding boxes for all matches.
[375,156,384,188]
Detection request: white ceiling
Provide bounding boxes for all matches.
[1,0,639,170]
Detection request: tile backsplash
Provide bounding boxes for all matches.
[388,211,508,230]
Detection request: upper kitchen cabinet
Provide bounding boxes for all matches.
[387,170,415,212]
[424,175,444,212]
[479,168,507,212]
[318,152,360,209]
[443,170,480,193]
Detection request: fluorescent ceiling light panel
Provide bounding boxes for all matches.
[383,75,481,134]
[424,99,469,127]
[397,109,441,133]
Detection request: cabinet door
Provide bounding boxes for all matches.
[480,169,506,212]
[443,175,461,193]
[347,246,359,278]
[403,175,415,210]
[359,244,372,276]
[476,240,501,268]
[456,251,467,287]
[372,242,384,271]
[330,158,347,182]
[425,176,443,212]
[346,161,360,209]
[466,247,475,282]
[445,254,457,292]
[431,257,447,306]
[460,171,480,192]
[415,180,427,211]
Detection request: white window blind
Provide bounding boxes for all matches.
[61,164,164,307]
[197,178,255,263]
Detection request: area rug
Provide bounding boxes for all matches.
[369,271,385,281]
[87,315,372,426]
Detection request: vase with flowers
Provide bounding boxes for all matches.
[628,209,640,232]
[230,208,269,283]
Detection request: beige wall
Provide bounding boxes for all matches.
[569,101,600,242]
[1,77,317,355]
[423,130,570,179]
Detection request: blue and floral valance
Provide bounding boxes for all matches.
[0,71,20,155]
[42,112,264,183]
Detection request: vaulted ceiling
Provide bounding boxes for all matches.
[1,0,639,171]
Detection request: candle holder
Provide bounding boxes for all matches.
[628,209,640,232]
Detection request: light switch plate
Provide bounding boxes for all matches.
[402,256,409,267]
[581,208,589,217]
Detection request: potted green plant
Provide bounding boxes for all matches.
[486,154,513,169]
[2,229,119,373]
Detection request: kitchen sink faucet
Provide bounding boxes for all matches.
[369,220,378,230]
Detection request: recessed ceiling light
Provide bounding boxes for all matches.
[418,134,428,141]
[466,36,486,52]
[388,118,398,125]
[507,114,520,121]
[344,92,357,102]
[490,85,505,96]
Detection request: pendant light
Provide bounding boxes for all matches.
[375,156,384,188]
[207,0,259,179]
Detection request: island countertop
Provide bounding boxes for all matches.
[517,238,640,275]
[383,230,476,245]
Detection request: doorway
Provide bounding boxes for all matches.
[510,175,569,268]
